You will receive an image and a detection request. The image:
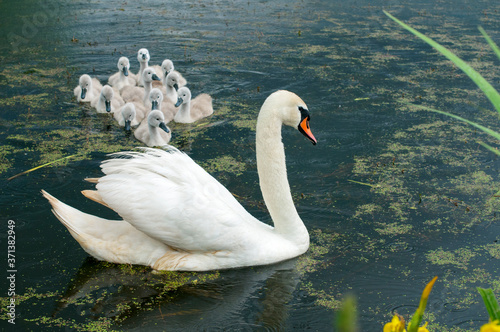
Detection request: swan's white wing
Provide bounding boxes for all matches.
[42,190,170,266]
[96,147,269,252]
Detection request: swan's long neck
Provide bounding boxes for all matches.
[96,96,106,111]
[143,81,152,105]
[119,70,127,81]
[148,125,163,146]
[164,84,177,104]
[175,101,191,122]
[255,107,308,246]
[139,61,148,76]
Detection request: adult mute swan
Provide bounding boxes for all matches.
[174,86,213,123]
[73,74,102,103]
[161,59,187,87]
[42,90,317,271]
[90,85,124,113]
[108,57,136,90]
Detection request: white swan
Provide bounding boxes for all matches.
[161,59,187,87]
[42,90,317,271]
[73,74,102,103]
[136,48,162,86]
[174,86,213,123]
[90,85,124,113]
[114,102,145,130]
[133,109,172,146]
[120,67,161,105]
[108,57,136,90]
[148,88,177,122]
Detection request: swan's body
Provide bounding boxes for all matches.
[161,59,187,87]
[133,110,171,146]
[148,88,177,122]
[42,90,317,271]
[114,102,145,130]
[174,87,213,123]
[108,57,136,90]
[120,67,161,106]
[91,85,124,113]
[74,74,102,103]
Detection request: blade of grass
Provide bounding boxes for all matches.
[7,154,77,181]
[478,142,500,157]
[384,10,500,116]
[477,288,500,321]
[479,26,500,61]
[404,103,500,141]
[347,179,377,188]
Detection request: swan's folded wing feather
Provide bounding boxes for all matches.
[96,148,268,252]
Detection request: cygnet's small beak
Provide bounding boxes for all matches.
[173,83,179,91]
[151,100,159,110]
[159,122,170,133]
[123,67,129,76]
[152,73,161,81]
[142,54,147,60]
[125,119,131,131]
[105,101,111,113]
[175,97,183,107]
[80,88,87,100]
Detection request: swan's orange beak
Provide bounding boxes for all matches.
[299,117,317,145]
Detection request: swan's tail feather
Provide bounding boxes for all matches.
[41,190,171,267]
[81,190,109,208]
[42,190,84,239]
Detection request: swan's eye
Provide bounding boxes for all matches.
[298,106,311,121]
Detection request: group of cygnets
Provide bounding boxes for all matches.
[73,48,214,146]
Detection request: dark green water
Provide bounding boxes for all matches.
[1,0,499,330]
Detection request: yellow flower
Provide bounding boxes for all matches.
[384,315,406,332]
[480,320,500,332]
[417,321,429,332]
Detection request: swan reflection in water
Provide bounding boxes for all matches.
[54,257,302,330]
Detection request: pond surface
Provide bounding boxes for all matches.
[1,0,500,330]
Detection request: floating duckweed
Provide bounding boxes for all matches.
[485,243,500,259]
[426,247,477,270]
[0,93,52,109]
[374,222,413,236]
[201,155,246,176]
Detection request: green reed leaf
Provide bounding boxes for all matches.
[384,10,500,116]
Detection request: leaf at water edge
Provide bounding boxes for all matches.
[384,10,500,116]
[404,103,500,141]
[335,294,359,332]
[478,142,500,157]
[479,26,500,62]
[477,288,500,321]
